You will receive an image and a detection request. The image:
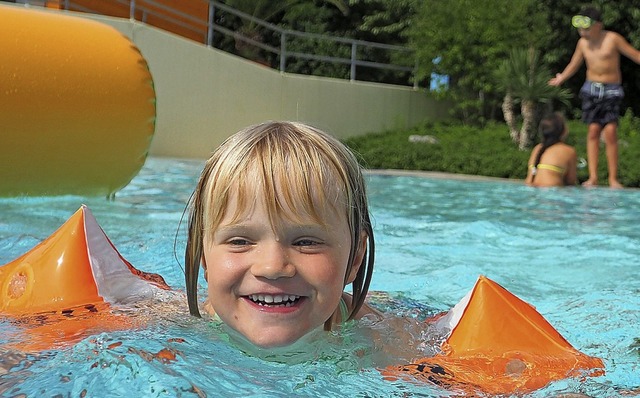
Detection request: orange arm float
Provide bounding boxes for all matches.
[0,205,169,351]
[0,5,155,197]
[383,276,604,394]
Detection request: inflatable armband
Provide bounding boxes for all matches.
[383,276,605,394]
[0,205,169,351]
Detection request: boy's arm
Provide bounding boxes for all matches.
[549,41,585,86]
[616,33,640,64]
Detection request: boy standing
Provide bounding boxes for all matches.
[549,6,640,188]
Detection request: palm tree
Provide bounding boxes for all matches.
[496,48,572,150]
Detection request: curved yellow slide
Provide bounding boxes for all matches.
[0,5,156,197]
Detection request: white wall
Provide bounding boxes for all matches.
[50,10,451,159]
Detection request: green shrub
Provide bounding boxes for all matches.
[618,108,640,140]
[344,118,640,188]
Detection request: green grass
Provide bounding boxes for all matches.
[344,118,640,188]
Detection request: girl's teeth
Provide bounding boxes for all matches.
[249,294,300,304]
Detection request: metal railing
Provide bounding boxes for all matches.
[23,0,419,87]
[207,1,417,86]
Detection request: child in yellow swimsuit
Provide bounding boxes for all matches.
[525,113,578,187]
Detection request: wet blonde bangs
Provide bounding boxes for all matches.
[200,122,352,241]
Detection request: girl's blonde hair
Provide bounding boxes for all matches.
[185,121,374,330]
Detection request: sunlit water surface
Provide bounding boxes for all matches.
[1,157,638,397]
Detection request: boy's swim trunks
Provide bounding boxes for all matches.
[579,80,624,126]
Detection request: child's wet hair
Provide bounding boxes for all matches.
[185,121,374,330]
[538,112,566,142]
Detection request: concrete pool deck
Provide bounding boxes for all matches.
[367,169,524,184]
[368,168,640,189]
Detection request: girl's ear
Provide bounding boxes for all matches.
[345,232,368,285]
[201,255,208,282]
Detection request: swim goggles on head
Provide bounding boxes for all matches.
[572,15,594,29]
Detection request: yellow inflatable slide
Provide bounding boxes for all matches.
[0,5,156,197]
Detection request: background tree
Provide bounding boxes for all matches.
[213,0,348,66]
[277,2,352,79]
[345,0,417,84]
[497,48,572,149]
[212,0,415,84]
[408,0,550,125]
[279,0,416,84]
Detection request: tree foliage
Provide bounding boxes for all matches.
[496,48,572,149]
[408,0,549,124]
[279,0,417,84]
[214,0,416,84]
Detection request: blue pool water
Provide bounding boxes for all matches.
[1,157,639,397]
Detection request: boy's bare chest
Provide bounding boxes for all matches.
[582,36,618,63]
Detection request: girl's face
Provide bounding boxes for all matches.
[202,189,364,348]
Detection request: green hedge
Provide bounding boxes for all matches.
[344,115,640,188]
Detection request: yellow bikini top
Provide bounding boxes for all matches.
[529,163,565,175]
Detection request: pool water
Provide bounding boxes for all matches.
[1,157,639,397]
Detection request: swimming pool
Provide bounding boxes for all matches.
[1,157,638,397]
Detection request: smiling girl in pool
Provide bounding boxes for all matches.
[184,121,378,348]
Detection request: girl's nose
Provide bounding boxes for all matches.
[250,243,296,280]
